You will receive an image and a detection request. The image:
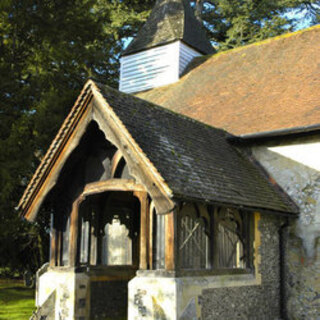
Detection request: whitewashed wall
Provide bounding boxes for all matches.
[37,270,76,320]
[253,141,320,257]
[252,138,320,319]
[120,41,201,94]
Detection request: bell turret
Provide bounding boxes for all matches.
[119,0,214,94]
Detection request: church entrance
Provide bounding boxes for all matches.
[78,191,141,319]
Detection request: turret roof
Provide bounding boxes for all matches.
[123,0,214,56]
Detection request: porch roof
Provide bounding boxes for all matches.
[17,80,298,219]
[95,82,297,215]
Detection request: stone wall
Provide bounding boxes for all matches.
[127,213,283,320]
[201,214,282,320]
[253,143,320,319]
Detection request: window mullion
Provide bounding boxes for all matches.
[208,206,214,270]
[87,214,92,266]
[212,207,219,269]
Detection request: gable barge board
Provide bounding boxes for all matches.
[23,96,94,221]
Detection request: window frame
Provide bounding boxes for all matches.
[176,202,254,275]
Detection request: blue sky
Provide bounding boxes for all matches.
[286,7,317,30]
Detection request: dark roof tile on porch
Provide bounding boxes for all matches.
[95,82,297,215]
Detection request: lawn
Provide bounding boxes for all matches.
[0,280,35,320]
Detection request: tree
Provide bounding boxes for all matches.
[0,0,153,275]
[193,0,320,49]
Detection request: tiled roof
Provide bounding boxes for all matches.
[123,0,214,56]
[18,80,297,217]
[137,25,320,136]
[95,82,297,214]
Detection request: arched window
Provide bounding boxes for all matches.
[177,203,253,272]
[151,203,165,269]
[79,204,91,264]
[100,193,140,266]
[215,208,246,269]
[62,215,70,266]
[178,203,210,270]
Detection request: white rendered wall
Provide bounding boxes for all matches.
[37,270,76,320]
[253,140,320,256]
[120,41,201,94]
[37,269,90,320]
[268,142,320,172]
[252,139,320,319]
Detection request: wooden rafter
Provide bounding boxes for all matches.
[110,150,124,178]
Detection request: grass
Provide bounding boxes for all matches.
[0,280,35,320]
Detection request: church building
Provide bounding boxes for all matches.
[18,0,320,319]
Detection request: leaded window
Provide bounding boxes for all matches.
[79,206,91,265]
[80,219,90,264]
[61,215,70,266]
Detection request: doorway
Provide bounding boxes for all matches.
[78,191,141,319]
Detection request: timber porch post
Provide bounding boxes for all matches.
[49,211,57,267]
[134,191,149,270]
[165,211,177,271]
[69,197,83,267]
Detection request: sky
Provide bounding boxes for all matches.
[286,7,316,30]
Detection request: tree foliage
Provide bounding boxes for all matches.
[194,0,320,49]
[0,0,319,274]
[0,0,153,275]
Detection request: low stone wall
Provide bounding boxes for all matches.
[128,214,283,320]
[37,268,131,320]
[201,214,282,320]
